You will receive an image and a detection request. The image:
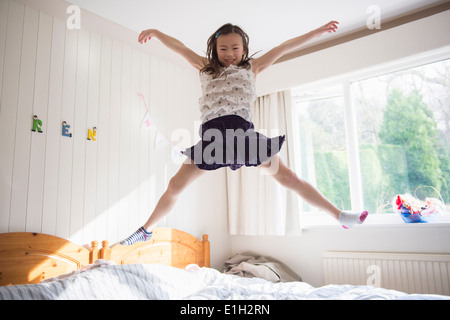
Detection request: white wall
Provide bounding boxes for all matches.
[256,10,450,96]
[0,0,229,269]
[234,10,450,286]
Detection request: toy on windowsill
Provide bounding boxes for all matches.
[393,189,445,223]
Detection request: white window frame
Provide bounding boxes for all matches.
[291,47,450,228]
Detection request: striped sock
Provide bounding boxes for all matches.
[120,227,153,245]
[339,211,368,229]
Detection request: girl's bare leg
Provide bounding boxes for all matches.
[260,155,340,218]
[120,159,205,245]
[260,155,368,228]
[143,160,205,231]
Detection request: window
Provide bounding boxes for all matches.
[293,86,350,212]
[292,54,450,226]
[353,59,450,214]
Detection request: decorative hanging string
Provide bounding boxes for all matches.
[137,93,184,164]
[137,92,175,149]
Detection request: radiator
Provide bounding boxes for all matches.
[323,251,450,295]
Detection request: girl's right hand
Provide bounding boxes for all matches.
[138,29,156,44]
[137,29,206,70]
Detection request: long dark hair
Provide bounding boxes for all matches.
[200,23,251,78]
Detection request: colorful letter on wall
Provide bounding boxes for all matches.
[32,115,43,133]
[87,127,97,141]
[62,121,72,137]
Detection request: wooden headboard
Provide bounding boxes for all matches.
[0,232,93,286]
[102,228,210,268]
[0,228,210,286]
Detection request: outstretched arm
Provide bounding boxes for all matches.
[252,21,339,76]
[138,29,207,70]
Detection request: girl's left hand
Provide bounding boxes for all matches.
[316,21,339,36]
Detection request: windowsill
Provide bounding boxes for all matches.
[301,212,450,230]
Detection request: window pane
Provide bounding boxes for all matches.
[294,91,351,212]
[353,59,450,213]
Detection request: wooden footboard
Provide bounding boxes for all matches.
[0,228,210,286]
[101,228,210,268]
[0,233,94,286]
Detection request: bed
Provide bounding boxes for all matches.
[0,232,94,286]
[0,228,209,286]
[0,229,449,300]
[101,227,210,268]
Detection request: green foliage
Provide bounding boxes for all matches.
[379,89,449,199]
[314,150,351,210]
[312,88,449,213]
[359,144,410,213]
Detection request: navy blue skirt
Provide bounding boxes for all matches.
[181,115,285,171]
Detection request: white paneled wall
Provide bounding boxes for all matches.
[0,0,201,245]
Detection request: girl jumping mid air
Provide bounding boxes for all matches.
[121,21,368,245]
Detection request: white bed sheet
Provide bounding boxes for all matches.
[0,262,448,300]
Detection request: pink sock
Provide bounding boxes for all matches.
[338,211,368,229]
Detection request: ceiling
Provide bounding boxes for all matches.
[66,0,447,57]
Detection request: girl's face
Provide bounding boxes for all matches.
[216,33,246,67]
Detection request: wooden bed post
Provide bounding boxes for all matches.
[90,241,99,264]
[100,240,111,260]
[202,234,210,268]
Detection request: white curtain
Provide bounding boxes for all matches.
[226,90,301,236]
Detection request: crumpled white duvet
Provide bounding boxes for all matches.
[0,262,448,300]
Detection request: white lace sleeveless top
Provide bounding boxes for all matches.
[199,64,256,123]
